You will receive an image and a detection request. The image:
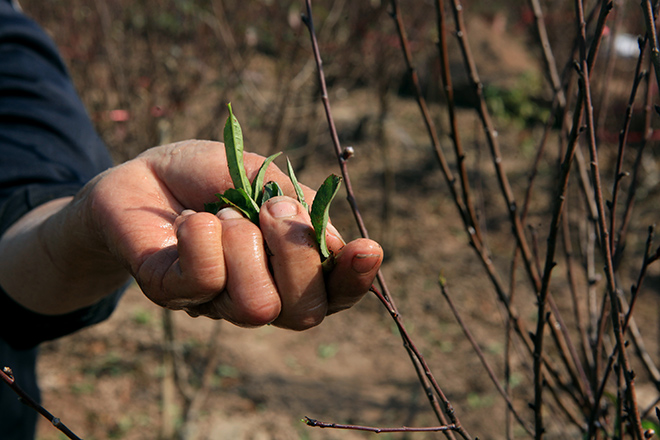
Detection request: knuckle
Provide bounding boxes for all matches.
[233,297,281,327]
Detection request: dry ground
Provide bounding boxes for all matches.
[9,1,660,439]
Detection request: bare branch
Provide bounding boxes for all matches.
[304,416,459,433]
[1,367,82,440]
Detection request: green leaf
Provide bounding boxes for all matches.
[204,200,224,215]
[223,103,252,198]
[310,174,341,261]
[219,188,261,225]
[259,181,283,206]
[252,152,282,201]
[286,157,309,212]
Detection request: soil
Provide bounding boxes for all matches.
[11,1,660,439]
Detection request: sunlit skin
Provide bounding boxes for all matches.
[0,140,383,331]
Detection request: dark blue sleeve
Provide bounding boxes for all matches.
[0,1,125,349]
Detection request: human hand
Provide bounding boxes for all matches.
[84,140,382,330]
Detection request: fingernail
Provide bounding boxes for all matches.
[352,253,380,274]
[267,198,299,219]
[326,222,346,245]
[217,207,244,220]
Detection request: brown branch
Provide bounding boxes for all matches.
[587,227,659,438]
[448,0,542,294]
[448,2,600,419]
[530,0,614,434]
[438,280,534,436]
[301,3,471,439]
[527,0,567,110]
[1,367,83,440]
[576,0,645,436]
[642,0,660,92]
[434,0,484,246]
[304,416,459,433]
[369,286,471,440]
[404,0,587,427]
[614,51,656,270]
[609,37,648,265]
[388,0,476,247]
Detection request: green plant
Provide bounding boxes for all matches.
[204,103,341,263]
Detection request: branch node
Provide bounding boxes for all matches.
[341,146,354,161]
[3,366,14,380]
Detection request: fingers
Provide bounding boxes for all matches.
[139,211,225,309]
[124,142,381,328]
[138,199,381,328]
[192,208,281,326]
[325,239,383,314]
[259,197,328,330]
[173,198,381,330]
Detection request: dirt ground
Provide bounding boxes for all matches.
[10,1,660,439]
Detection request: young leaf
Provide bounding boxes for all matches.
[286,157,309,212]
[224,103,252,198]
[219,188,261,225]
[204,200,224,215]
[259,181,284,206]
[310,174,341,261]
[252,152,282,201]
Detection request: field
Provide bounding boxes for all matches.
[14,0,660,439]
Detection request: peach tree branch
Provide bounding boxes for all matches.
[1,366,82,440]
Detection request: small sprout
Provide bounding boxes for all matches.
[286,158,309,212]
[311,174,342,261]
[260,181,284,206]
[207,104,341,262]
[252,152,282,203]
[223,103,252,199]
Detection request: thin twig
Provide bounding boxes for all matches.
[369,286,471,440]
[438,280,534,436]
[304,416,459,433]
[1,367,83,440]
[576,0,645,435]
[434,0,484,246]
[388,0,475,247]
[301,3,470,438]
[609,37,648,264]
[642,0,660,92]
[527,0,567,110]
[448,0,541,294]
[614,48,656,270]
[449,2,599,417]
[530,0,613,433]
[587,227,660,437]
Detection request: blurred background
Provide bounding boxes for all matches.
[18,0,660,439]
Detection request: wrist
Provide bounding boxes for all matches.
[0,189,129,315]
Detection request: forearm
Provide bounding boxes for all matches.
[0,195,130,315]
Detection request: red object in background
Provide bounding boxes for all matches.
[108,109,130,122]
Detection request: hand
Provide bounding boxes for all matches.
[84,140,382,330]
